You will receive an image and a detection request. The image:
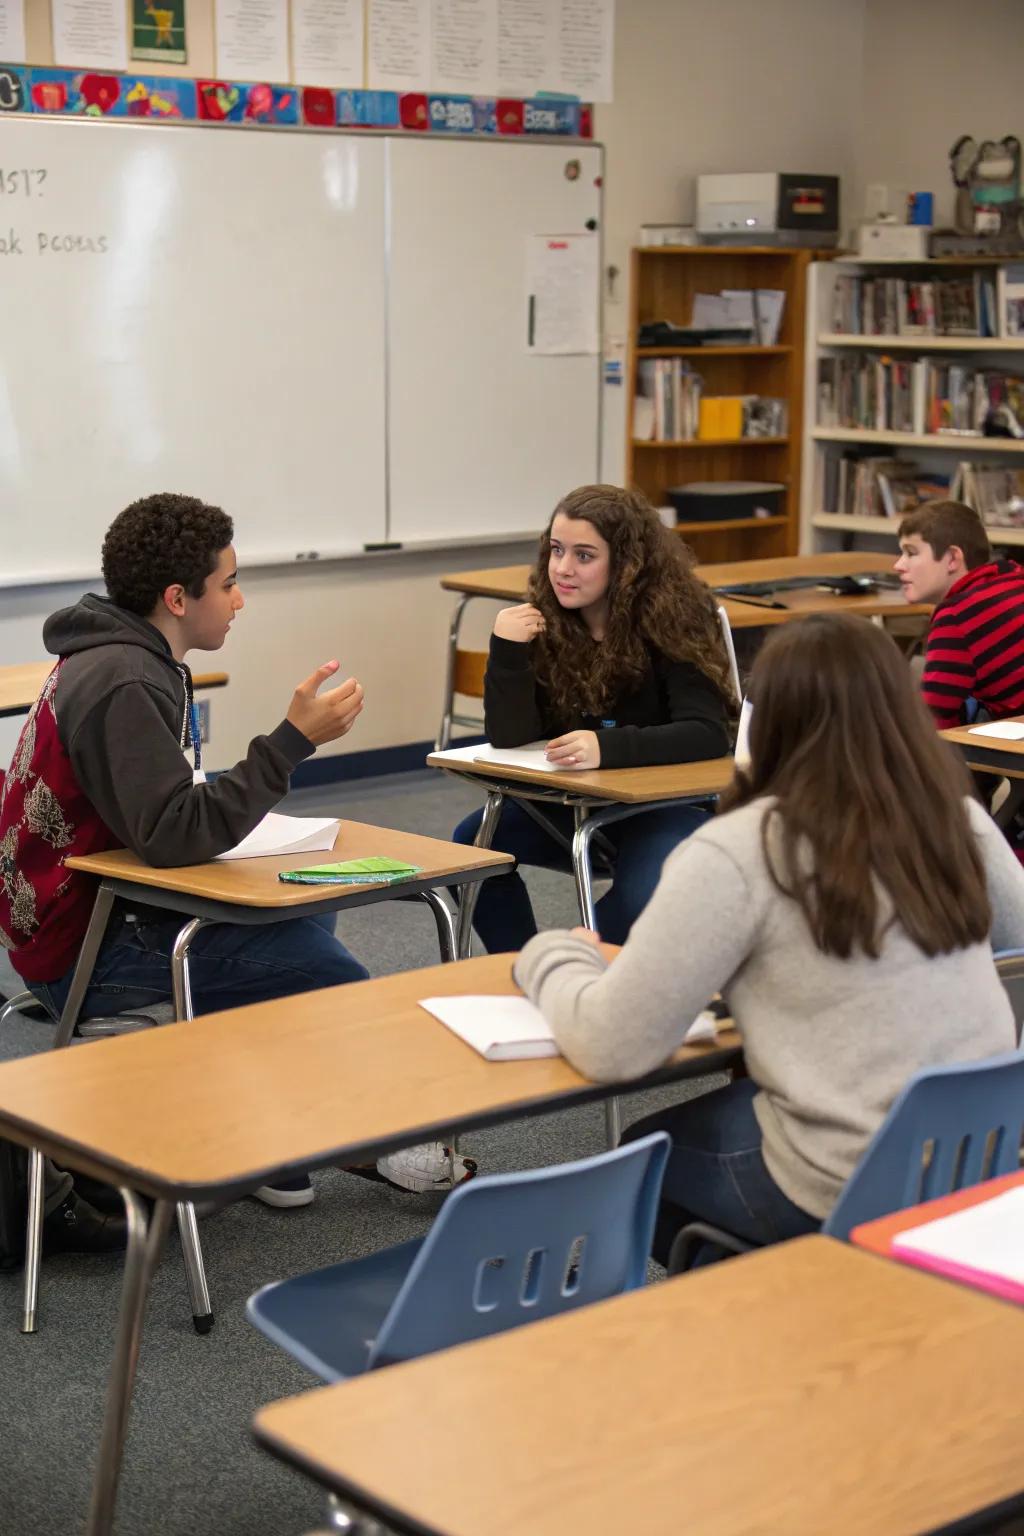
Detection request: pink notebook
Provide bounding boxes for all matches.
[892,1186,1024,1304]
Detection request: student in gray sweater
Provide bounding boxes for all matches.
[515,614,1024,1262]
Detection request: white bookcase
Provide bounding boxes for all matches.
[801,258,1024,551]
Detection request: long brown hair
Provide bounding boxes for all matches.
[720,613,990,958]
[526,485,735,719]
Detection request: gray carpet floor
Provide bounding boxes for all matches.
[0,769,721,1536]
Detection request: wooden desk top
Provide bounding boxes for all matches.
[852,1169,1024,1259]
[942,717,1024,779]
[426,752,734,804]
[253,1236,1024,1536]
[65,822,512,908]
[440,553,927,631]
[0,661,228,718]
[0,953,740,1200]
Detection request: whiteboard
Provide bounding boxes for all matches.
[387,138,602,544]
[0,118,387,584]
[0,120,601,585]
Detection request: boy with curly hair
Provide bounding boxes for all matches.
[0,493,368,1222]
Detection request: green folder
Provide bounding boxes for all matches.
[279,856,421,886]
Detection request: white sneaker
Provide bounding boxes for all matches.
[375,1143,477,1194]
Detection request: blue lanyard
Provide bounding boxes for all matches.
[189,699,203,772]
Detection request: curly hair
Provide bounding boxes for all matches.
[527,485,736,718]
[101,493,234,616]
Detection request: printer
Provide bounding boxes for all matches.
[696,173,840,247]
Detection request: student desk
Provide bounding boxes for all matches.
[426,750,733,948]
[439,550,924,630]
[942,718,1024,781]
[17,825,513,1339]
[437,552,929,744]
[425,751,733,1146]
[851,1168,1024,1302]
[253,1234,1024,1536]
[0,952,741,1536]
[0,661,228,719]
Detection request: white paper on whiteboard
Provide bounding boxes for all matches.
[432,0,498,94]
[368,0,431,91]
[559,0,614,102]
[51,0,127,70]
[526,233,599,356]
[0,0,26,63]
[292,0,365,89]
[215,0,290,83]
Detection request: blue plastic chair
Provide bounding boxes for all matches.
[247,1132,669,1382]
[669,1053,1024,1270]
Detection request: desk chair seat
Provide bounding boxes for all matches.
[249,1132,669,1383]
[668,1052,1024,1273]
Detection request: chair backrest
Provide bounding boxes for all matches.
[824,1052,1024,1241]
[368,1132,669,1370]
[716,605,742,706]
[995,948,1024,1045]
[452,648,487,701]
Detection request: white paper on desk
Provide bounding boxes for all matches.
[892,1186,1024,1284]
[431,741,561,773]
[967,721,1024,740]
[215,813,340,862]
[420,994,717,1062]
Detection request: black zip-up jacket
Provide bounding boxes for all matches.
[44,594,314,867]
[483,632,730,768]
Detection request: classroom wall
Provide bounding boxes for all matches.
[854,0,1024,231]
[6,0,1022,772]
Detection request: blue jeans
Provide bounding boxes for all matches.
[30,903,368,1022]
[623,1079,820,1267]
[452,799,709,949]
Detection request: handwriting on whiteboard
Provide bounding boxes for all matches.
[0,169,48,197]
[0,229,109,256]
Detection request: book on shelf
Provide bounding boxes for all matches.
[830,272,997,338]
[817,352,1024,436]
[636,363,784,443]
[956,461,1024,528]
[1000,264,1024,338]
[824,450,951,518]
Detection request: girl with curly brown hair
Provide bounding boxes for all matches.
[453,484,734,948]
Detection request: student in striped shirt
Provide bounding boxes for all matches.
[895,501,1024,729]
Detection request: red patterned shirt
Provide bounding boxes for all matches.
[921,560,1024,730]
[0,663,117,982]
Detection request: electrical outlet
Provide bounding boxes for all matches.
[195,698,211,743]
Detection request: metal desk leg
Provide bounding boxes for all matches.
[169,918,214,1335]
[20,1151,46,1334]
[571,808,622,1149]
[456,789,504,960]
[53,883,116,1048]
[85,1194,173,1536]
[415,889,457,964]
[23,884,118,1332]
[435,593,471,752]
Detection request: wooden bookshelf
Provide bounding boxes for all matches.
[627,246,820,562]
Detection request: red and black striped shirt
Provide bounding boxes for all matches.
[922,559,1024,729]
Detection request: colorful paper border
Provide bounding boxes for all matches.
[0,64,591,137]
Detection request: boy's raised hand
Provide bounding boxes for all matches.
[288,661,365,746]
